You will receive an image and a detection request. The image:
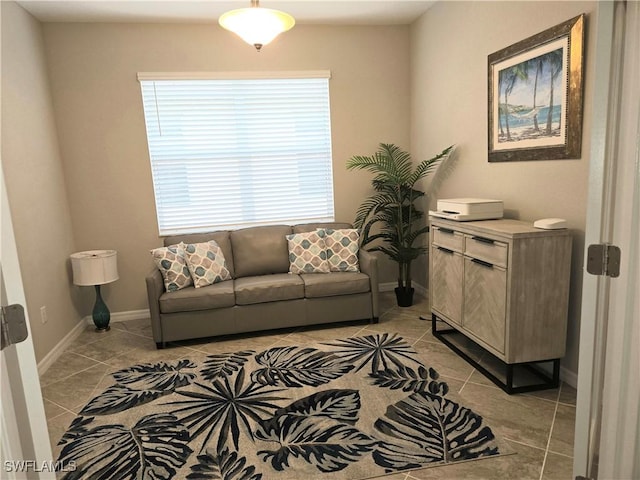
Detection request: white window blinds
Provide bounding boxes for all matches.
[138,72,335,235]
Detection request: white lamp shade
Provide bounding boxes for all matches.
[219,6,295,48]
[71,250,119,286]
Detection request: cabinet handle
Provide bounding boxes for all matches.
[472,236,495,245]
[471,258,494,268]
[439,228,455,235]
[437,246,454,254]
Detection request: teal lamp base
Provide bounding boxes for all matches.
[92,284,111,332]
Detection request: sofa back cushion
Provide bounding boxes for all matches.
[164,231,234,278]
[231,225,293,277]
[292,222,353,233]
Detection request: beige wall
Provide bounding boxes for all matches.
[410,1,598,376]
[41,22,411,314]
[1,2,81,362]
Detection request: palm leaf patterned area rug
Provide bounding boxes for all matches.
[55,333,506,479]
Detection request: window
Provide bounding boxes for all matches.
[138,72,334,235]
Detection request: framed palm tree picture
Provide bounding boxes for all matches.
[488,14,585,162]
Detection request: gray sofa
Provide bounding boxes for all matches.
[146,222,379,348]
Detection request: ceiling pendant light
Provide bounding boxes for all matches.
[219,0,295,52]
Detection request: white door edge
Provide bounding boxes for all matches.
[1,164,55,478]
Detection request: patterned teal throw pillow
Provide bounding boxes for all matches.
[150,243,193,292]
[183,240,232,288]
[320,228,360,272]
[286,231,330,274]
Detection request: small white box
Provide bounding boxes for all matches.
[429,198,504,221]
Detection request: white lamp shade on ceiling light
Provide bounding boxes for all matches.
[71,250,119,286]
[219,3,295,50]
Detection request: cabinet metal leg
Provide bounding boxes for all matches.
[432,312,561,395]
[506,364,514,394]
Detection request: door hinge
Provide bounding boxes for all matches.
[1,304,28,350]
[587,243,621,278]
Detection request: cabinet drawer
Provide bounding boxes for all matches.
[465,235,508,268]
[433,226,464,252]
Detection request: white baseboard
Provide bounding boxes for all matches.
[378,282,395,292]
[38,309,151,377]
[37,319,86,376]
[379,282,427,298]
[83,309,150,326]
[560,365,578,388]
[42,304,578,390]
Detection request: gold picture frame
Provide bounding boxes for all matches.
[488,14,585,162]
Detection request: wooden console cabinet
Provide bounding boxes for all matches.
[429,218,572,392]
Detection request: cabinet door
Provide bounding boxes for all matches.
[463,257,506,354]
[431,246,463,325]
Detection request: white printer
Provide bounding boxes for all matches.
[429,198,504,221]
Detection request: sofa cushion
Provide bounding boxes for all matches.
[184,240,232,288]
[159,281,235,313]
[321,228,360,272]
[231,225,292,277]
[164,231,234,278]
[150,243,193,292]
[235,274,304,305]
[300,272,371,298]
[286,231,330,274]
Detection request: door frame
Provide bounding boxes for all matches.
[573,1,639,477]
[593,0,639,476]
[572,2,616,474]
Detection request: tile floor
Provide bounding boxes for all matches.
[41,292,576,479]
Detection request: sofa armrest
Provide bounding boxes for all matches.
[358,249,379,318]
[145,269,164,343]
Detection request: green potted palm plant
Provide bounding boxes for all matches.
[347,143,453,307]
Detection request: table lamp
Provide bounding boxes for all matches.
[70,250,119,332]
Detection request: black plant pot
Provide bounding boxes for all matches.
[394,287,415,307]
